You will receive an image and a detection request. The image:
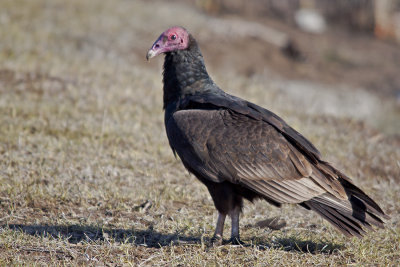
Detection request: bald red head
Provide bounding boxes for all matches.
[146,26,190,60]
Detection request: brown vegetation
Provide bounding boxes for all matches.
[0,0,399,265]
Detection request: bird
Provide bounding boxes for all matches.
[146,26,389,245]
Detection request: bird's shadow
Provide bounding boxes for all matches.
[3,224,343,254]
[259,236,344,254]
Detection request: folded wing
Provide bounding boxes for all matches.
[166,108,346,204]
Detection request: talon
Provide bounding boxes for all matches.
[211,234,223,246]
[229,237,245,246]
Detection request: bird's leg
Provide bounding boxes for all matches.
[211,212,226,245]
[229,206,244,245]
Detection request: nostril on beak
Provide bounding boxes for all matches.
[155,44,160,49]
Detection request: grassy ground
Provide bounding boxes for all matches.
[0,0,399,265]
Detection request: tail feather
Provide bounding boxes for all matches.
[339,177,388,218]
[302,179,388,237]
[312,194,385,228]
[304,200,367,237]
[319,163,388,218]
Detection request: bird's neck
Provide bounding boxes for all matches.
[162,35,214,110]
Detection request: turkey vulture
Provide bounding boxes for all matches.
[146,26,388,244]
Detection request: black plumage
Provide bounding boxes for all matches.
[147,26,388,244]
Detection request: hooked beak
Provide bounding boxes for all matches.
[146,48,157,61]
[146,35,164,61]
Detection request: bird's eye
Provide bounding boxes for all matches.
[171,34,176,40]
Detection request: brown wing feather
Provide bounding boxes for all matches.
[166,109,343,204]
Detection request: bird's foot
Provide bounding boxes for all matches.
[228,237,245,246]
[210,234,223,246]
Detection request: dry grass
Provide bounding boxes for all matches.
[0,0,399,265]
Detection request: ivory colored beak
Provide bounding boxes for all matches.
[146,49,157,61]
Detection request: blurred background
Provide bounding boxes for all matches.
[2,0,399,134]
